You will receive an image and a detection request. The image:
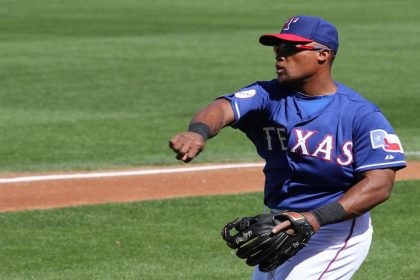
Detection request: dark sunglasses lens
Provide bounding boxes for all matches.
[275,44,296,56]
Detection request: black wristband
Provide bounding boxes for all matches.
[188,122,210,140]
[310,202,346,227]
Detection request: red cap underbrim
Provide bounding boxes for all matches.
[259,34,313,46]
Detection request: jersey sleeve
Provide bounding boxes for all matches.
[219,83,269,131]
[352,110,406,173]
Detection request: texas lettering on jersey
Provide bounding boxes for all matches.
[263,127,353,166]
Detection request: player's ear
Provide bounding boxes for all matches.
[317,49,330,64]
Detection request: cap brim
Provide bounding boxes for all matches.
[259,34,313,46]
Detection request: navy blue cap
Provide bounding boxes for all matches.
[259,16,339,53]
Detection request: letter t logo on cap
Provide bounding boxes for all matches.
[283,17,299,31]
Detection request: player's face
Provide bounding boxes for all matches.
[273,42,324,85]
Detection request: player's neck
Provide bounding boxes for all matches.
[289,72,337,97]
[300,81,336,96]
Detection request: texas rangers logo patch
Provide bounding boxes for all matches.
[370,129,404,153]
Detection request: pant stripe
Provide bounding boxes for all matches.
[317,219,356,280]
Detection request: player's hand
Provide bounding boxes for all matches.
[169,132,205,163]
[272,212,321,234]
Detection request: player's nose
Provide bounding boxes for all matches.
[275,54,286,62]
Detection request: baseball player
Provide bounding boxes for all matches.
[169,15,406,279]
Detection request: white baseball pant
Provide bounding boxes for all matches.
[252,212,372,280]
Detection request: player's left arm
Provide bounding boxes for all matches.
[336,168,396,218]
[306,168,395,231]
[272,168,396,234]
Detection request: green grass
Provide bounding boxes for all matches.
[354,180,420,280]
[0,0,419,172]
[0,180,418,279]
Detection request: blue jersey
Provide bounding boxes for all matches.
[223,80,406,211]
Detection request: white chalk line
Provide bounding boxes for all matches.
[0,163,265,184]
[0,150,418,184]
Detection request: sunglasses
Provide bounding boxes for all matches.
[273,43,328,56]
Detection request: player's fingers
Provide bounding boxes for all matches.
[176,152,187,161]
[170,135,192,153]
[181,153,189,162]
[183,148,203,163]
[169,135,182,150]
[186,146,201,159]
[170,132,204,162]
[178,141,192,155]
[175,143,192,161]
[285,228,295,235]
[272,220,292,234]
[178,143,194,162]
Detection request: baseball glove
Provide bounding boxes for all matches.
[221,212,314,272]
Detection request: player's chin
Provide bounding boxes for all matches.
[277,74,301,86]
[276,75,289,85]
[276,71,289,83]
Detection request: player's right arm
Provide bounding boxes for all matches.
[169,98,235,163]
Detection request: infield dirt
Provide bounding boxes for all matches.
[0,162,418,212]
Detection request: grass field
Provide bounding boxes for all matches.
[0,0,419,172]
[1,1,419,279]
[0,180,418,280]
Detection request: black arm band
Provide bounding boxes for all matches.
[310,202,347,227]
[188,122,210,141]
